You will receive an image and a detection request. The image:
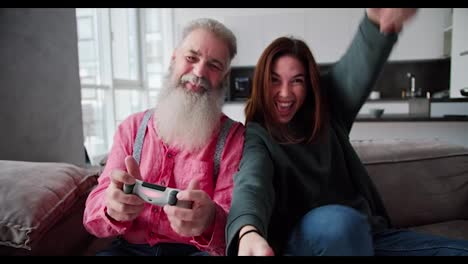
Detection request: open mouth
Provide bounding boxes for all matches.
[275,101,294,118]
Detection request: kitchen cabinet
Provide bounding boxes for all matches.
[301,9,449,63]
[303,8,361,63]
[224,15,265,67]
[303,8,449,62]
[174,8,451,66]
[388,8,450,61]
[219,9,449,65]
[224,12,306,67]
[450,8,468,98]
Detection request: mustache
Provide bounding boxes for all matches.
[179,74,212,92]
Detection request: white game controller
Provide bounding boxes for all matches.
[123,179,192,208]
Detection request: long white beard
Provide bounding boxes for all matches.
[154,72,225,152]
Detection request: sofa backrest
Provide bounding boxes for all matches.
[352,139,468,228]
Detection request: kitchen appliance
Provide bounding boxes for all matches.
[369,108,384,118]
[369,91,381,100]
[228,67,254,101]
[409,98,430,118]
[234,76,250,93]
[461,88,468,97]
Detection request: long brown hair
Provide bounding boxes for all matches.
[245,37,328,144]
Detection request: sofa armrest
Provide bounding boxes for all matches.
[0,160,99,255]
[352,139,468,228]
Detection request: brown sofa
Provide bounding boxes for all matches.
[0,161,103,256]
[1,139,468,255]
[354,139,468,240]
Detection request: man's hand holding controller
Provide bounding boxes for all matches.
[106,155,217,237]
[105,156,145,222]
[123,178,192,209]
[106,155,191,223]
[163,179,217,237]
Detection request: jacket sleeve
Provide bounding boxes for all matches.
[225,123,275,256]
[326,12,398,132]
[190,121,246,256]
[82,121,135,237]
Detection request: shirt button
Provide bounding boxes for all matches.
[167,153,173,158]
[161,180,166,186]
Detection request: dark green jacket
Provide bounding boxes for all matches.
[226,14,398,256]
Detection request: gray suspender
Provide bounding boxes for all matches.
[132,108,236,183]
[132,109,154,165]
[213,118,234,179]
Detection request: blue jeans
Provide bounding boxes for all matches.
[96,238,210,256]
[285,204,468,256]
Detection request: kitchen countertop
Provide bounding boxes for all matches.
[356,114,468,122]
[365,98,468,103]
[227,98,468,103]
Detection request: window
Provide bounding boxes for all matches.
[76,8,174,164]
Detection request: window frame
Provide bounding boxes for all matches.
[76,8,174,164]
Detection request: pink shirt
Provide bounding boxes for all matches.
[83,111,245,256]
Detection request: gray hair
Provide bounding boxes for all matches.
[181,18,237,61]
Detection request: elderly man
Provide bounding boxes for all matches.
[83,18,244,256]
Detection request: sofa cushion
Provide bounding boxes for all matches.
[0,160,99,253]
[352,139,468,228]
[409,220,468,241]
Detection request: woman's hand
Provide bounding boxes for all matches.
[366,8,418,34]
[238,226,275,256]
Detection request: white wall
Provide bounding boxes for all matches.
[223,102,246,124]
[173,8,451,65]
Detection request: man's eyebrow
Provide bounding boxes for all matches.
[188,49,200,56]
[188,49,225,69]
[210,58,225,69]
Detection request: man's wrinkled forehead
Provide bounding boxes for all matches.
[179,29,230,67]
